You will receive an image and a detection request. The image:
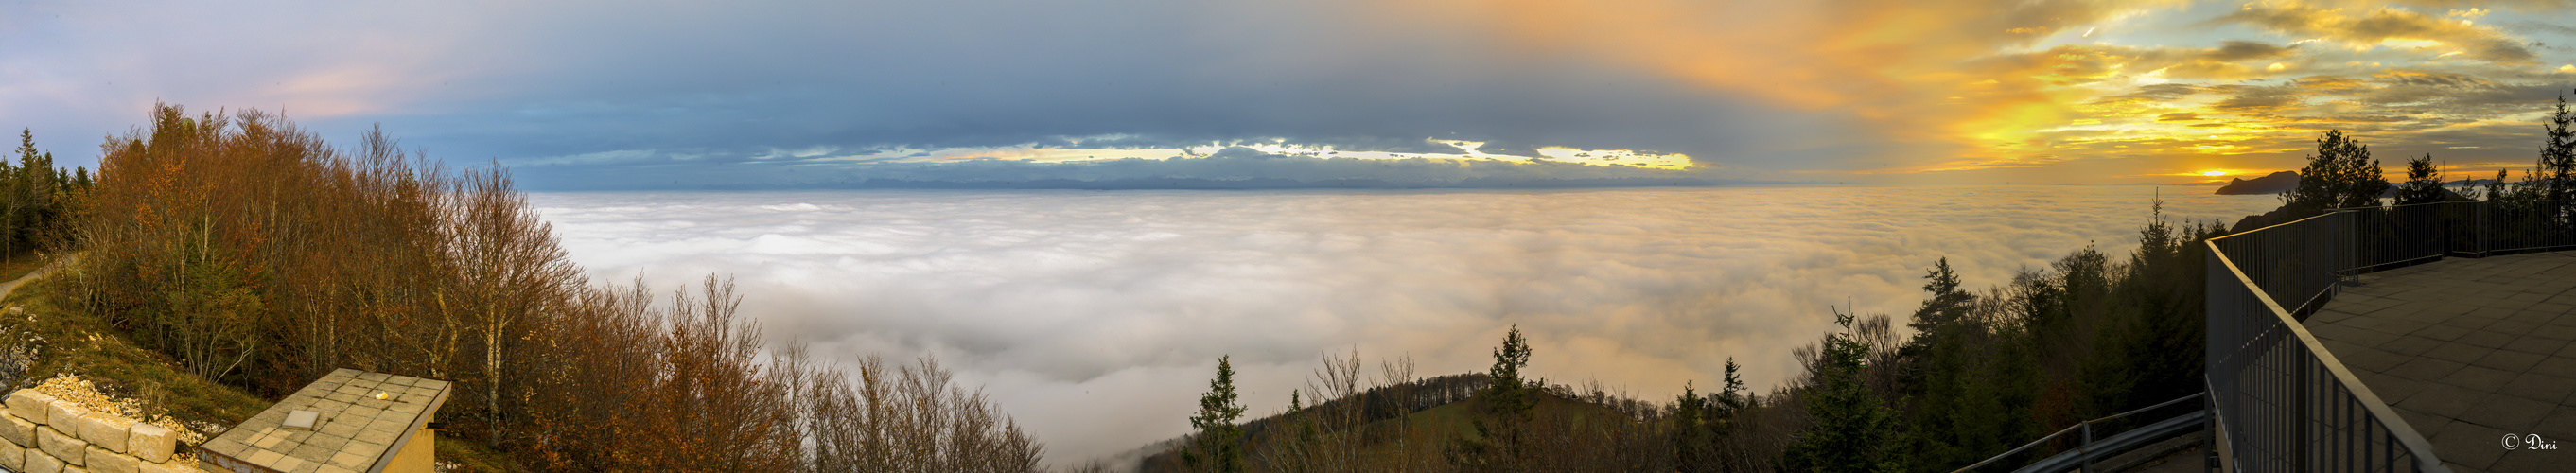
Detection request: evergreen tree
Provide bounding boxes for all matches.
[1717,357,1747,413]
[1184,356,1248,473]
[1447,325,1537,471]
[2487,168,2515,201]
[1781,305,1901,473]
[2395,154,2447,205]
[2280,130,2390,219]
[8,130,26,176]
[1673,380,1709,470]
[1672,358,1748,471]
[1482,325,1536,419]
[2540,91,2576,202]
[1894,256,2016,471]
[1903,258,1973,348]
[6,129,39,263]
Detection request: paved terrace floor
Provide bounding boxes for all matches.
[2305,250,2576,473]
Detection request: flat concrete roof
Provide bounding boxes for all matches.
[198,369,450,473]
[2304,251,2576,473]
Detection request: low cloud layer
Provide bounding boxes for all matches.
[530,185,2281,465]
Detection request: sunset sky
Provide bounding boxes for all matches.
[6,0,2576,188]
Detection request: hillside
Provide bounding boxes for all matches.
[0,254,530,472]
[1134,374,1660,473]
[19,104,1075,472]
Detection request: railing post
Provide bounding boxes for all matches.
[2205,390,2219,473]
[2294,350,2310,473]
[2081,421,2094,473]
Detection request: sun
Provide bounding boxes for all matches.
[2202,170,2227,176]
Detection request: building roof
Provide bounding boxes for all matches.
[199,369,451,473]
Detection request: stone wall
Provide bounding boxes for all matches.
[3,390,193,473]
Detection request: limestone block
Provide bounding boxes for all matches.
[78,413,132,453]
[136,460,201,473]
[2,411,34,447]
[0,437,23,471]
[7,391,57,424]
[44,401,89,431]
[38,426,84,466]
[126,424,174,464]
[63,465,90,473]
[84,445,136,473]
[24,449,66,473]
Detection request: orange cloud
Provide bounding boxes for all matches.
[2217,3,2536,63]
[1378,0,2571,183]
[1383,0,2197,174]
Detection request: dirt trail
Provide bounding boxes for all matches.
[0,254,73,301]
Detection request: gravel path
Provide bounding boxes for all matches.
[0,254,72,301]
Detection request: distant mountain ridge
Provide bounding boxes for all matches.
[691,177,1791,191]
[2214,171,2299,195]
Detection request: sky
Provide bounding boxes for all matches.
[7,0,2576,188]
[531,185,2284,465]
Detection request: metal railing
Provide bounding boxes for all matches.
[2205,199,2576,472]
[2348,200,2576,271]
[1953,392,2209,473]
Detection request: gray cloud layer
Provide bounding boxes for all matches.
[530,185,2281,465]
[1,0,1846,189]
[516,149,1745,190]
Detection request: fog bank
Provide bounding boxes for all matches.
[529,185,2280,465]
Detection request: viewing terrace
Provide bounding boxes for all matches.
[2208,200,2576,473]
[2303,251,2576,472]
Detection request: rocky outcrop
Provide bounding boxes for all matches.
[2216,171,2300,195]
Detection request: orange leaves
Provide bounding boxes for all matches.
[65,102,1048,472]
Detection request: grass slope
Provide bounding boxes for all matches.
[0,256,531,472]
[3,263,268,427]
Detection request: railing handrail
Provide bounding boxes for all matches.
[2210,208,2350,244]
[2219,200,2576,241]
[2337,198,2576,211]
[1952,392,2208,472]
[2093,391,2208,425]
[2206,236,2447,471]
[1952,418,2090,472]
[2016,411,2210,473]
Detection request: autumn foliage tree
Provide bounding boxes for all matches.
[57,104,1049,472]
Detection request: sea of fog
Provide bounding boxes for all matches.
[527,184,2281,465]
